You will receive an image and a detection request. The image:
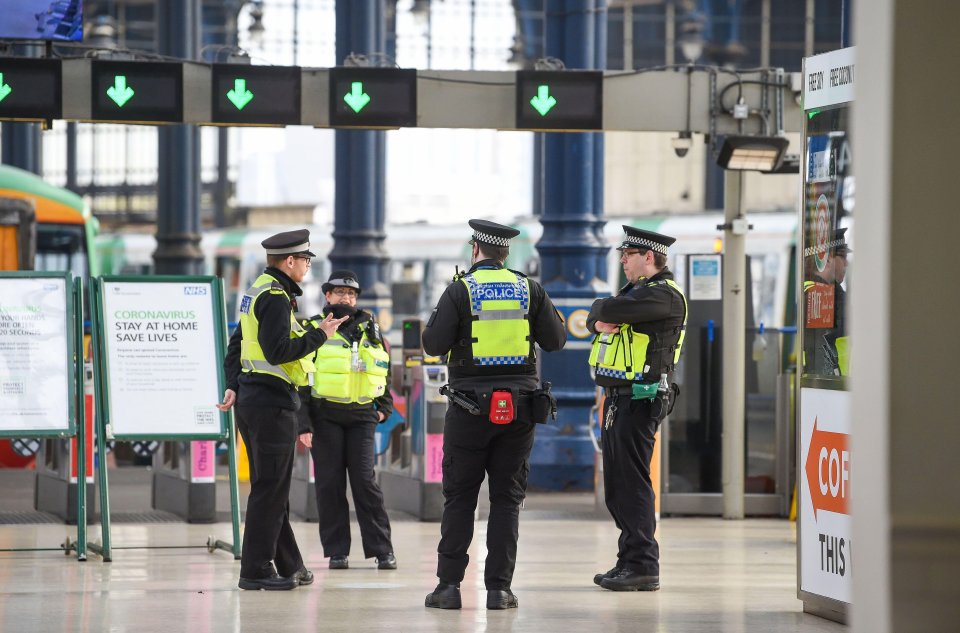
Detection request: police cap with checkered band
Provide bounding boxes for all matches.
[261,228,316,258]
[617,225,676,255]
[468,219,520,247]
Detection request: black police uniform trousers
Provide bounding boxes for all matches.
[437,404,536,590]
[601,394,661,576]
[235,404,304,579]
[309,405,393,559]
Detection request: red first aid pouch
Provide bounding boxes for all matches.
[489,390,515,424]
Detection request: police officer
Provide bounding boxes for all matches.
[218,229,347,591]
[297,270,397,571]
[422,219,566,610]
[587,226,687,592]
[803,227,850,375]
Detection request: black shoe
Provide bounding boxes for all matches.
[486,589,518,610]
[329,555,349,570]
[289,567,314,586]
[599,569,660,592]
[593,565,622,587]
[376,553,397,570]
[238,573,297,591]
[425,582,462,609]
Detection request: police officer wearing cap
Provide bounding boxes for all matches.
[586,225,687,592]
[296,270,397,571]
[421,219,566,610]
[219,229,348,591]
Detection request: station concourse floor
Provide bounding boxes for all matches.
[0,494,844,633]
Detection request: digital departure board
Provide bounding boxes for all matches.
[515,70,603,131]
[91,60,183,123]
[329,67,417,128]
[210,64,301,126]
[0,58,62,121]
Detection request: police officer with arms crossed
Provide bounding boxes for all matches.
[422,219,566,610]
[218,229,347,590]
[587,226,687,592]
[296,270,397,571]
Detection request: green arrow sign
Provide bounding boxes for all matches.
[226,78,254,110]
[0,74,12,104]
[343,81,371,113]
[529,85,557,117]
[107,75,135,107]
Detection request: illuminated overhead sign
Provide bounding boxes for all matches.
[91,60,183,123]
[515,70,603,131]
[328,67,417,128]
[210,64,301,126]
[0,58,62,122]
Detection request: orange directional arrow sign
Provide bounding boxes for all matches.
[804,418,850,520]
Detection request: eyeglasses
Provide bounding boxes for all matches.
[618,249,645,258]
[293,255,312,266]
[332,288,358,297]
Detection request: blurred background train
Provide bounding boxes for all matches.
[95,213,798,333]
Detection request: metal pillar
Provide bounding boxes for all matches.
[1,44,43,174]
[721,170,745,519]
[332,0,391,319]
[531,0,608,491]
[155,0,204,275]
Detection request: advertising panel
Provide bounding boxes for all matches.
[799,387,852,604]
[0,276,71,434]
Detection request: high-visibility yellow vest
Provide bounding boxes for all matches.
[459,268,532,366]
[238,273,315,387]
[310,320,390,404]
[588,278,687,381]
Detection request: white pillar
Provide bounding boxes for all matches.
[722,169,745,520]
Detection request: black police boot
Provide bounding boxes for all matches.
[425,582,462,609]
[376,553,398,570]
[289,567,314,586]
[599,569,660,592]
[486,589,519,610]
[238,572,297,591]
[329,555,349,570]
[593,565,622,587]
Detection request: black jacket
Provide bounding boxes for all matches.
[422,259,566,391]
[296,306,396,433]
[586,268,686,387]
[224,267,328,411]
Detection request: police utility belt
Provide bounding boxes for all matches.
[440,383,557,425]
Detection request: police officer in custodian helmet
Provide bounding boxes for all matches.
[421,219,566,610]
[219,229,347,590]
[587,226,687,592]
[297,270,397,571]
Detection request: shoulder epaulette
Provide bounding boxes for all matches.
[507,268,528,279]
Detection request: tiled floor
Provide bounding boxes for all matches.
[0,516,845,633]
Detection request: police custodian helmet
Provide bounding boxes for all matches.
[261,228,316,258]
[468,219,520,247]
[617,225,676,255]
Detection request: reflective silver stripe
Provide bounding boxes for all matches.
[323,338,346,346]
[243,282,274,297]
[291,319,305,333]
[241,358,289,381]
[476,309,527,321]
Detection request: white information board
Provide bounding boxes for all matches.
[689,254,722,300]
[799,387,852,604]
[99,279,225,438]
[0,276,72,434]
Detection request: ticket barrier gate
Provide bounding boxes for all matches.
[291,442,318,521]
[34,363,96,523]
[152,440,218,523]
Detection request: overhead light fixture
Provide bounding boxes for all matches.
[716,135,790,172]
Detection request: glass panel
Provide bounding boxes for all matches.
[802,106,852,380]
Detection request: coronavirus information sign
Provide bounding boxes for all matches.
[94,277,228,438]
[0,275,72,435]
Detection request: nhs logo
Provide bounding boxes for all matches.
[184,286,208,296]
